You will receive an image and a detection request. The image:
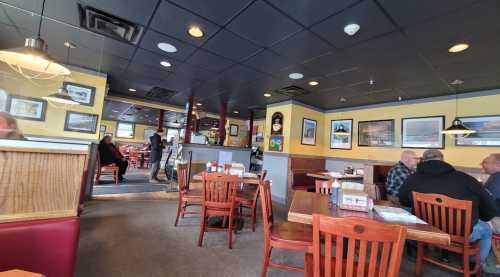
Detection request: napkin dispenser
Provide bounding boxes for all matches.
[338,189,372,212]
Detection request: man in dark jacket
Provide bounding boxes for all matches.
[399,149,497,265]
[98,135,128,182]
[149,129,164,182]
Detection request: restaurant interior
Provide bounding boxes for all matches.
[1,0,500,276]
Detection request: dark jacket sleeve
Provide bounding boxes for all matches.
[98,143,114,164]
[398,177,413,208]
[471,178,498,222]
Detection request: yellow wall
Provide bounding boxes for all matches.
[0,63,106,140]
[290,104,324,156]
[100,120,156,144]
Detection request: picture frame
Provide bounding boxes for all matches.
[229,124,239,136]
[455,115,500,147]
[100,125,107,132]
[64,111,98,133]
[301,118,317,145]
[63,82,96,106]
[358,119,395,147]
[116,121,135,139]
[401,116,445,149]
[330,119,353,149]
[7,95,47,121]
[271,112,284,135]
[269,135,284,152]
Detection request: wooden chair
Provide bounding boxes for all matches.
[412,192,480,277]
[174,163,202,226]
[305,215,407,277]
[259,180,313,276]
[198,172,240,249]
[315,179,332,195]
[235,170,267,232]
[95,152,119,185]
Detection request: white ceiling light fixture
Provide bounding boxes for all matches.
[263,93,271,97]
[308,80,319,86]
[160,61,171,67]
[339,97,347,103]
[128,88,136,92]
[288,72,304,80]
[369,79,375,85]
[448,43,469,53]
[157,42,177,53]
[0,0,70,79]
[188,26,204,38]
[196,102,202,106]
[344,23,360,36]
[233,110,239,114]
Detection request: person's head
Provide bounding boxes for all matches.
[0,112,21,139]
[422,149,444,162]
[101,135,113,144]
[481,154,500,174]
[400,150,419,169]
[156,129,164,135]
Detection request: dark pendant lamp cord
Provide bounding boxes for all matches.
[37,0,46,38]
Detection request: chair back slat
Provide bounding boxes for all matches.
[177,163,188,192]
[315,180,332,195]
[312,215,406,277]
[202,172,239,209]
[259,180,274,240]
[412,192,472,243]
[259,170,268,182]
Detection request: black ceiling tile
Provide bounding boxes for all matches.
[226,0,302,47]
[0,0,43,13]
[274,64,323,82]
[185,49,234,72]
[311,0,396,49]
[174,63,218,83]
[101,37,136,60]
[150,1,220,47]
[242,49,293,74]
[164,72,203,93]
[0,3,40,32]
[217,64,266,85]
[131,48,176,72]
[270,30,333,64]
[202,29,262,61]
[0,23,35,49]
[168,0,254,25]
[139,29,197,61]
[267,0,359,26]
[125,62,170,83]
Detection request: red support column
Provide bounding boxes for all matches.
[247,110,254,148]
[218,102,227,146]
[158,109,165,132]
[184,96,194,143]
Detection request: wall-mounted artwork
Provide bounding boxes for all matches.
[455,115,500,147]
[64,82,96,106]
[269,135,284,152]
[64,111,98,133]
[229,124,239,136]
[7,95,47,121]
[358,119,394,147]
[0,89,7,112]
[401,116,445,149]
[330,119,353,149]
[271,112,283,135]
[301,118,317,145]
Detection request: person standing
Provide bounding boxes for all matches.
[385,150,419,201]
[149,129,164,183]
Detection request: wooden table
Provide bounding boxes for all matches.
[0,270,45,277]
[192,172,260,184]
[288,191,450,246]
[307,171,364,181]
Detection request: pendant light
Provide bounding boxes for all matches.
[0,0,71,79]
[441,80,475,136]
[42,42,79,106]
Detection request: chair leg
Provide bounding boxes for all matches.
[197,209,206,247]
[222,216,227,228]
[114,171,119,185]
[463,248,470,277]
[251,206,256,232]
[174,199,183,226]
[415,242,424,277]
[260,244,271,277]
[228,212,234,249]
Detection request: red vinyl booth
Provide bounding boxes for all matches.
[0,217,80,277]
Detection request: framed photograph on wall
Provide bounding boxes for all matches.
[269,135,284,152]
[455,115,500,146]
[63,82,96,106]
[7,95,47,121]
[229,124,239,136]
[271,112,283,135]
[301,118,317,145]
[401,116,445,149]
[358,119,394,147]
[330,119,353,149]
[64,111,98,133]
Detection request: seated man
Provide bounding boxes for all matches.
[399,149,497,267]
[482,154,500,228]
[98,135,128,182]
[0,112,24,140]
[385,150,419,200]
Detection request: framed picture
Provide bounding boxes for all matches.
[64,111,98,133]
[100,125,107,132]
[301,118,317,145]
[7,95,47,121]
[358,119,394,147]
[455,115,500,147]
[63,82,96,106]
[230,124,239,136]
[330,119,353,149]
[269,135,284,152]
[401,116,445,149]
[271,112,283,135]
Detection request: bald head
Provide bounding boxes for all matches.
[400,150,419,169]
[481,153,500,174]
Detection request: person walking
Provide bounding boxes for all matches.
[149,129,164,183]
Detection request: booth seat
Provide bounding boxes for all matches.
[290,169,323,192]
[0,217,80,277]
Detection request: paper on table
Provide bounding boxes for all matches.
[327,172,343,178]
[373,205,428,224]
[243,172,258,178]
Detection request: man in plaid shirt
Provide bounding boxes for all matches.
[385,150,419,198]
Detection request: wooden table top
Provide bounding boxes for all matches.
[288,191,450,246]
[193,171,260,184]
[307,172,364,180]
[0,270,44,277]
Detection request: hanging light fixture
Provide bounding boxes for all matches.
[0,0,71,79]
[442,79,475,136]
[42,42,79,106]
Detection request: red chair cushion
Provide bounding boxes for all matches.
[0,217,80,277]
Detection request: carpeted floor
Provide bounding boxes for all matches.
[75,199,463,277]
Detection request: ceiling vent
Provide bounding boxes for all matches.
[274,85,310,98]
[145,87,177,101]
[78,4,144,45]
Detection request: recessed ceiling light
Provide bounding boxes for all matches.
[289,72,304,79]
[233,110,239,114]
[112,110,119,113]
[448,43,469,53]
[160,61,171,67]
[398,96,403,101]
[344,23,360,36]
[263,93,271,97]
[308,80,319,86]
[450,79,464,85]
[128,88,136,92]
[196,103,202,106]
[157,42,177,53]
[369,79,375,85]
[340,97,347,103]
[188,26,204,38]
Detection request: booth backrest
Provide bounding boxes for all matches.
[288,156,326,192]
[0,217,80,277]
